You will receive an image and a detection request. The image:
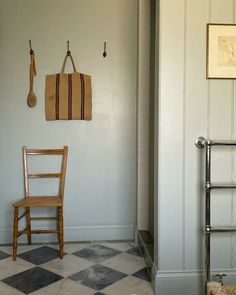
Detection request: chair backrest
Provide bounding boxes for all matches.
[22,146,68,200]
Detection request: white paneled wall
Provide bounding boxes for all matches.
[156,0,236,293]
[158,0,186,271]
[209,0,236,271]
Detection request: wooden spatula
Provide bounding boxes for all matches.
[27,51,37,108]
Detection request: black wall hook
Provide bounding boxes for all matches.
[103,42,107,58]
[29,40,34,55]
[67,40,71,56]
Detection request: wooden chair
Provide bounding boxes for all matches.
[12,146,68,261]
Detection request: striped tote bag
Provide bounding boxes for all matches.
[45,54,92,120]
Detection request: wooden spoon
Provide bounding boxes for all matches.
[27,52,37,108]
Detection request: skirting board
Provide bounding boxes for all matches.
[154,269,236,295]
[0,224,135,244]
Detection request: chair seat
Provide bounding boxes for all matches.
[12,196,63,208]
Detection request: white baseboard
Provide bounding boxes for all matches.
[154,269,236,295]
[154,270,203,295]
[0,224,135,244]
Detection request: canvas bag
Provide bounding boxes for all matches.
[45,54,92,120]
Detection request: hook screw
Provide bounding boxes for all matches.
[29,40,34,55]
[67,40,71,56]
[103,42,107,58]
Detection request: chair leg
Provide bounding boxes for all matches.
[26,207,32,245]
[58,206,64,259]
[13,207,19,261]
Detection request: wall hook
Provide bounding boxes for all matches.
[29,40,34,55]
[103,42,107,58]
[67,40,71,56]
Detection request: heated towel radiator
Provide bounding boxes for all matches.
[195,137,236,294]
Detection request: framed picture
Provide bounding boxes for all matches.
[207,24,236,79]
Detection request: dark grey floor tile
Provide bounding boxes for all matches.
[132,267,151,282]
[18,246,64,265]
[72,244,121,263]
[2,267,63,294]
[0,250,10,260]
[69,264,127,291]
[126,247,143,257]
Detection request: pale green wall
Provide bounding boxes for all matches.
[155,0,236,294]
[0,0,138,243]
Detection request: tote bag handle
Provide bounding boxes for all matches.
[61,54,77,73]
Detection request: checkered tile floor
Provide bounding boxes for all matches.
[0,242,154,294]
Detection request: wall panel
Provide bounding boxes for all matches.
[157,0,236,280]
[207,0,234,271]
[184,0,209,270]
[158,0,185,270]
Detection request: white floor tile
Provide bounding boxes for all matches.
[30,278,95,295]
[0,282,25,295]
[47,243,90,254]
[0,246,12,255]
[102,276,154,295]
[0,257,35,280]
[0,245,42,255]
[41,254,94,277]
[100,242,135,252]
[101,252,146,275]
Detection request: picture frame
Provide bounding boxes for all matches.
[207,23,236,79]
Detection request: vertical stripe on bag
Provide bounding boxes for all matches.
[55,74,60,120]
[68,74,72,120]
[80,74,85,120]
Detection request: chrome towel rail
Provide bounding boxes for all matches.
[195,137,236,147]
[195,136,236,294]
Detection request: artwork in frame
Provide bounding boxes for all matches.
[207,24,236,79]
